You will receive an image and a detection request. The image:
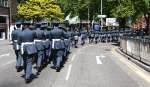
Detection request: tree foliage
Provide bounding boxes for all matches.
[110,0,135,18]
[17,0,64,21]
[57,0,90,19]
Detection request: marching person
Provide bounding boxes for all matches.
[42,25,51,66]
[94,31,99,44]
[63,27,72,59]
[12,21,23,72]
[34,23,45,75]
[81,30,87,46]
[18,21,37,83]
[49,22,66,72]
[65,27,72,54]
[73,30,79,48]
[88,31,94,43]
[40,25,47,66]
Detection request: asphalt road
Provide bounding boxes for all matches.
[0,40,150,87]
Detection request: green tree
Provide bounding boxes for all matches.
[107,0,135,27]
[132,0,150,35]
[17,0,64,22]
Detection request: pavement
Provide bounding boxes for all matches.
[0,40,150,87]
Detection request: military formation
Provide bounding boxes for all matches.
[11,21,131,83]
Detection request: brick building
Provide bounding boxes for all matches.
[0,0,17,40]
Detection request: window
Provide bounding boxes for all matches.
[0,16,6,23]
[0,0,8,7]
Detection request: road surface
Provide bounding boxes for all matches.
[0,41,150,87]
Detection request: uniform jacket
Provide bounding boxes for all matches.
[34,28,45,51]
[49,27,66,50]
[43,30,51,49]
[11,28,22,50]
[18,28,37,55]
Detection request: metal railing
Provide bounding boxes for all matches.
[120,36,150,65]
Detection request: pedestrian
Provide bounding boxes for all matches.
[49,22,66,72]
[12,21,23,72]
[18,21,37,83]
[34,23,45,75]
[42,25,51,66]
[46,26,52,62]
[94,31,99,44]
[63,27,72,59]
[73,30,79,48]
[89,31,94,43]
[81,30,87,45]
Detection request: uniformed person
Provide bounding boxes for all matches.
[12,22,23,72]
[49,23,66,72]
[34,23,45,75]
[89,31,94,43]
[69,26,74,47]
[42,25,51,66]
[94,31,99,44]
[18,21,37,83]
[46,27,52,64]
[63,27,72,58]
[81,30,87,45]
[73,30,79,48]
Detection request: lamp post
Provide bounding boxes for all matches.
[97,0,106,31]
[101,0,103,30]
[88,7,90,31]
[8,0,12,40]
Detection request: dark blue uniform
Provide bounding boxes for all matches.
[18,24,37,82]
[34,26,45,74]
[43,29,51,65]
[81,31,87,45]
[94,31,99,44]
[88,31,94,43]
[64,30,72,57]
[73,31,79,48]
[49,25,66,71]
[12,23,23,72]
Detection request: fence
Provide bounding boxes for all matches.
[120,36,150,65]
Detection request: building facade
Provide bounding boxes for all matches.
[0,0,17,40]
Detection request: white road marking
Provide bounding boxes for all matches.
[1,60,15,68]
[96,56,102,64]
[0,53,10,59]
[71,54,76,62]
[111,48,150,83]
[65,64,72,81]
[65,44,94,80]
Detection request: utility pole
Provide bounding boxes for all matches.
[88,7,90,31]
[149,1,150,37]
[8,0,12,40]
[100,0,103,31]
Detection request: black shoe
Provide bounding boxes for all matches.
[25,78,32,83]
[56,67,60,72]
[37,67,42,72]
[16,67,23,72]
[36,71,40,76]
[50,66,56,69]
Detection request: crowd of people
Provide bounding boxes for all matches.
[11,21,126,83]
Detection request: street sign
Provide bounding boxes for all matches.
[113,22,119,26]
[97,15,107,18]
[106,18,116,26]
